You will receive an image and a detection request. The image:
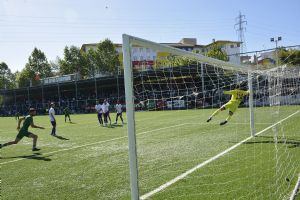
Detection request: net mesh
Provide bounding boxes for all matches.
[123,35,300,199]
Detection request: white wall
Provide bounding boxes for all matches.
[223,44,240,64]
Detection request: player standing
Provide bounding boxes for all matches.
[102,99,111,126]
[15,111,20,121]
[207,85,249,125]
[95,100,103,126]
[49,102,56,136]
[0,108,45,151]
[64,106,72,123]
[115,101,124,124]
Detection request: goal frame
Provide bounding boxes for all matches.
[122,34,255,200]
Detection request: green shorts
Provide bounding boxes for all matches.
[16,130,31,139]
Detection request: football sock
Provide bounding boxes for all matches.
[226,115,232,122]
[211,109,220,117]
[207,117,212,122]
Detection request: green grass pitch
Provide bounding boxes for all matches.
[1,106,300,200]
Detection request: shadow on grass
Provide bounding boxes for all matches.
[54,135,70,140]
[106,125,116,128]
[1,152,52,161]
[69,121,76,124]
[111,124,124,127]
[243,135,300,148]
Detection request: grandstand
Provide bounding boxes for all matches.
[0,74,124,116]
[1,64,300,116]
[0,64,247,116]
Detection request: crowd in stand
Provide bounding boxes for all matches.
[0,92,126,117]
[2,70,298,116]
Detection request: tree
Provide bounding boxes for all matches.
[49,57,61,76]
[27,48,52,78]
[0,62,9,88]
[58,46,88,78]
[17,48,52,87]
[154,56,195,69]
[207,45,229,61]
[0,62,16,89]
[16,67,34,87]
[87,39,120,75]
[58,40,120,79]
[97,39,120,74]
[6,71,17,89]
[0,62,9,89]
[85,48,98,77]
[278,48,300,66]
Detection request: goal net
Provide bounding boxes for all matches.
[122,34,300,200]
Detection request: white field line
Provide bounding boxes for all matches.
[290,174,300,200]
[187,122,273,125]
[140,109,300,200]
[0,123,188,165]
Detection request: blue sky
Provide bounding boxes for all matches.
[1,0,299,72]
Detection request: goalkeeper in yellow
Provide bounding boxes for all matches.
[207,87,249,125]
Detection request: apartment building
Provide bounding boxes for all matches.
[81,37,241,70]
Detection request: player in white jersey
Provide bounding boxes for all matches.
[95,100,103,126]
[102,99,111,126]
[115,101,124,124]
[49,102,56,136]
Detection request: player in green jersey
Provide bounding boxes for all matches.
[0,108,45,151]
[64,106,72,123]
[15,111,20,121]
[207,87,249,126]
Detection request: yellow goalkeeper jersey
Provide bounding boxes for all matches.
[224,89,249,104]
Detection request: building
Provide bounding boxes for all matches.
[258,51,276,65]
[81,38,241,70]
[203,39,241,64]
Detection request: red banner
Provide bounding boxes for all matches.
[132,60,154,65]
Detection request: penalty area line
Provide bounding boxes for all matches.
[140,109,300,200]
[0,123,188,165]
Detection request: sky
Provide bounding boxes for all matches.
[0,0,299,72]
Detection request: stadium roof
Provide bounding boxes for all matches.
[205,40,241,47]
[81,38,240,51]
[160,43,204,48]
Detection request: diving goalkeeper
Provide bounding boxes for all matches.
[207,86,249,126]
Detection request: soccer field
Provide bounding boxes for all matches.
[1,106,300,200]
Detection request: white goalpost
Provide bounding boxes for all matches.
[122,34,300,200]
[123,34,140,200]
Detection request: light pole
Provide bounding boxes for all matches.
[2,74,6,107]
[74,80,78,109]
[94,76,98,100]
[270,36,282,66]
[116,65,120,101]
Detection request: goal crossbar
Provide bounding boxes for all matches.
[123,34,252,73]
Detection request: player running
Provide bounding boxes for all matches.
[95,100,103,126]
[114,101,124,124]
[207,86,249,126]
[0,108,45,151]
[64,106,72,123]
